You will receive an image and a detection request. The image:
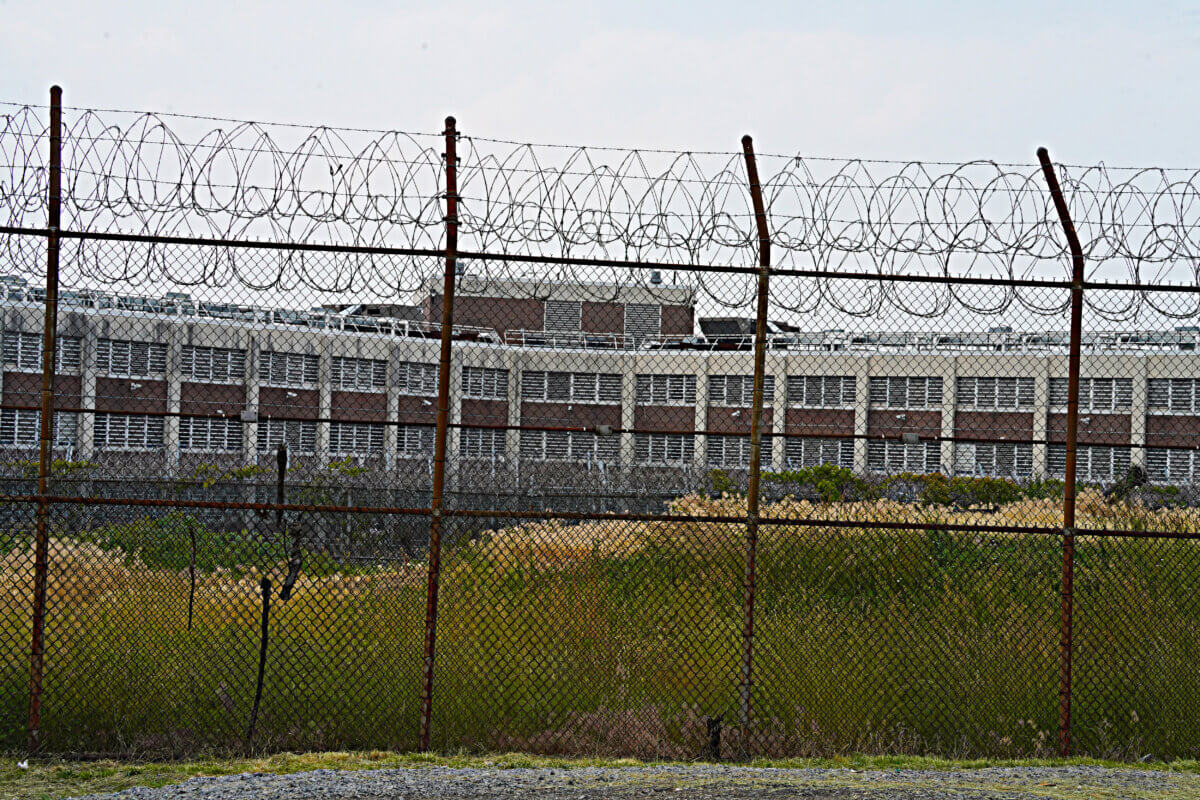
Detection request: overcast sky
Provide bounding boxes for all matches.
[2,0,1198,165]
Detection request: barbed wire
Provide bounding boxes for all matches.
[2,104,1199,320]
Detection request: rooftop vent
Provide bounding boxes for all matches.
[649,270,662,285]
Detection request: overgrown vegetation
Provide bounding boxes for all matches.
[1,489,1198,761]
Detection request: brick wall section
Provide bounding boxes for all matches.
[581,302,623,334]
[396,394,438,425]
[1047,413,1131,445]
[707,406,773,434]
[95,377,166,413]
[867,409,942,438]
[661,304,694,336]
[331,390,387,422]
[953,411,1035,442]
[2,372,81,409]
[784,408,855,437]
[426,294,544,336]
[633,405,695,433]
[521,402,622,429]
[180,382,245,416]
[259,387,318,420]
[460,399,508,427]
[1146,415,1200,448]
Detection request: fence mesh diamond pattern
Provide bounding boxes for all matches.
[1,92,1199,759]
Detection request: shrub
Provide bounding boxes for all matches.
[763,464,871,502]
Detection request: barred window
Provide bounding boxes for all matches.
[258,351,320,387]
[634,433,695,464]
[396,361,439,396]
[1147,448,1200,483]
[786,375,856,408]
[331,356,387,390]
[181,346,246,382]
[256,419,317,455]
[1048,378,1133,411]
[708,375,775,407]
[956,377,1035,410]
[868,376,943,409]
[329,421,385,454]
[94,413,164,451]
[624,303,661,343]
[1148,379,1200,413]
[706,434,774,468]
[463,366,508,400]
[1047,444,1131,482]
[866,439,940,473]
[460,427,507,459]
[179,416,243,452]
[954,442,1033,478]
[519,430,620,462]
[0,409,76,449]
[2,331,81,372]
[635,374,696,405]
[521,371,622,403]
[96,339,167,377]
[784,437,854,469]
[397,425,436,457]
[544,299,582,332]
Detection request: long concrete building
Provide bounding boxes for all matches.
[3,274,1200,488]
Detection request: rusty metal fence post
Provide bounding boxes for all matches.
[27,84,63,755]
[1037,147,1085,758]
[418,115,458,752]
[738,134,771,730]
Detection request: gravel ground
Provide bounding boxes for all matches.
[68,764,1200,800]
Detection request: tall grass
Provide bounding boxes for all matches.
[1,491,1198,759]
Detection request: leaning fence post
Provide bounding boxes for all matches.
[245,576,271,749]
[738,134,771,732]
[418,115,459,752]
[1037,147,1085,758]
[27,83,62,755]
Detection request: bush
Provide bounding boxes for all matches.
[763,464,871,502]
[708,468,740,496]
[879,472,1024,509]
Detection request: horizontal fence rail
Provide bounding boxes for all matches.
[1,87,1200,761]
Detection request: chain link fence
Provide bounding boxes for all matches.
[1,89,1199,759]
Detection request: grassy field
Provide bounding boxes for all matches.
[1,489,1199,760]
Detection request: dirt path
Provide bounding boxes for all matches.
[67,764,1200,800]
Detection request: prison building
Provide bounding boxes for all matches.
[3,278,1200,486]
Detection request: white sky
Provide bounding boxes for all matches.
[1,0,1198,165]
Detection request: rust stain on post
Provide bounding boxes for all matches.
[419,115,458,752]
[27,84,62,755]
[738,133,771,731]
[1038,146,1085,758]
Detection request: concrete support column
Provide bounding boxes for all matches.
[939,360,957,474]
[243,334,260,466]
[444,348,462,495]
[78,328,98,461]
[316,343,332,463]
[505,350,521,473]
[620,361,636,466]
[853,371,870,474]
[1033,361,1051,478]
[385,346,401,472]
[768,355,786,472]
[694,369,709,475]
[1130,358,1148,468]
[164,326,182,471]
